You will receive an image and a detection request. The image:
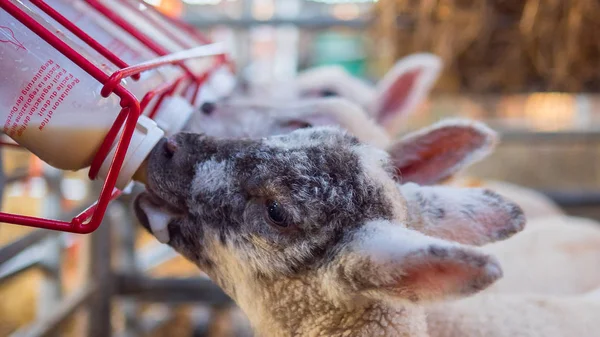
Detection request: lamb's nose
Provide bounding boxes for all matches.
[164,137,178,157]
[200,102,216,115]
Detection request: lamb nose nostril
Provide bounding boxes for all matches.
[164,138,178,157]
[200,102,216,115]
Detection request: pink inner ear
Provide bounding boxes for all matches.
[378,69,421,124]
[392,127,488,185]
[401,259,468,300]
[399,249,499,301]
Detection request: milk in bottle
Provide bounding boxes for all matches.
[0,3,163,188]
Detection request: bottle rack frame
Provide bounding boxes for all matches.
[0,0,230,233]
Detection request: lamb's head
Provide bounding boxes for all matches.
[185,96,391,148]
[295,53,442,131]
[134,127,524,336]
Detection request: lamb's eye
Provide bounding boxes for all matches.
[320,89,338,97]
[283,120,312,129]
[265,199,287,227]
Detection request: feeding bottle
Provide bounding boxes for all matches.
[0,4,163,189]
[20,0,195,136]
[92,0,239,132]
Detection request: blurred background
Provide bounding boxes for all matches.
[3,0,600,336]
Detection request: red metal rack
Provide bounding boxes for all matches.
[0,0,231,233]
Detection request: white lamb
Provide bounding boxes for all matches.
[427,287,600,337]
[481,215,600,295]
[288,55,564,220]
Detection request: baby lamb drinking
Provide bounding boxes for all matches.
[134,127,526,337]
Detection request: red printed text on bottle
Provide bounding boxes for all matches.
[4,59,80,137]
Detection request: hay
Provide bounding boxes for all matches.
[371,0,600,93]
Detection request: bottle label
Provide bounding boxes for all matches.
[4,59,81,137]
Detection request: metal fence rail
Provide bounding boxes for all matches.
[0,161,232,337]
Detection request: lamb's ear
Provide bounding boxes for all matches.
[388,118,497,185]
[334,221,502,303]
[371,53,442,125]
[399,183,526,246]
[274,98,390,148]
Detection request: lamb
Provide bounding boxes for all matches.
[187,97,391,148]
[292,53,442,134]
[288,55,564,220]
[481,215,600,295]
[135,126,600,337]
[188,98,600,295]
[426,288,600,337]
[134,126,527,337]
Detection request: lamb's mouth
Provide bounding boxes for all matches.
[134,191,183,244]
[134,136,188,244]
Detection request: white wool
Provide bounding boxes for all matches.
[482,215,600,295]
[427,292,600,337]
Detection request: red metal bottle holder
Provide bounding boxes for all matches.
[0,0,231,234]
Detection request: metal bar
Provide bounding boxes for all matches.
[0,230,51,266]
[100,43,227,96]
[540,190,600,207]
[112,194,142,337]
[9,284,96,337]
[137,243,179,272]
[0,199,97,281]
[36,165,65,337]
[115,274,233,305]
[0,255,40,283]
[86,202,114,337]
[186,17,370,29]
[6,169,31,184]
[114,306,176,337]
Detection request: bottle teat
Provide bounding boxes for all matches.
[98,116,164,189]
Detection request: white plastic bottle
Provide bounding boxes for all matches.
[0,5,163,189]
[30,0,196,136]
[21,0,181,113]
[48,0,233,131]
[194,66,238,105]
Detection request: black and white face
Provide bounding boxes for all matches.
[135,127,402,277]
[134,127,524,306]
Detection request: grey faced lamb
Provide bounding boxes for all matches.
[188,97,600,298]
[134,126,528,337]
